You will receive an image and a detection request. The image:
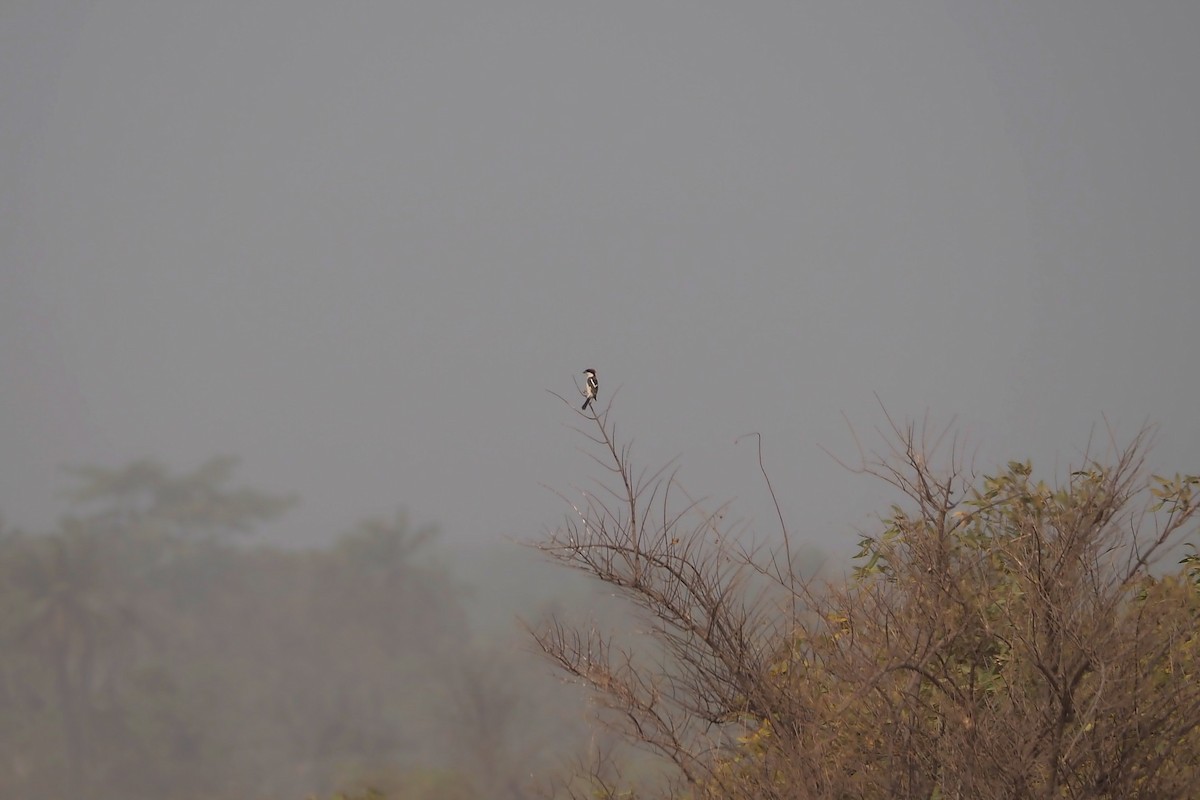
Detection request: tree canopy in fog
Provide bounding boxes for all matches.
[0,460,576,800]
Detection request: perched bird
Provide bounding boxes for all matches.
[581,368,599,410]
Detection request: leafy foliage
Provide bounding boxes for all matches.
[536,403,1200,799]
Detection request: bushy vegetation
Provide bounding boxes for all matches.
[3,405,1197,800]
[535,403,1200,799]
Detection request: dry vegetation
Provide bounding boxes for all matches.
[533,398,1200,799]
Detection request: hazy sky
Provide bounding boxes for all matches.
[3,2,1198,551]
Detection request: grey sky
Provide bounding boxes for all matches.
[2,2,1198,550]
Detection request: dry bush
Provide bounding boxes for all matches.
[533,398,1200,799]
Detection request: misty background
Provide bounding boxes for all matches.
[2,2,1198,798]
[4,2,1199,549]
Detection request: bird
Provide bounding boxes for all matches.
[581,368,599,410]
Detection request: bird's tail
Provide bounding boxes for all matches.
[581,397,591,410]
